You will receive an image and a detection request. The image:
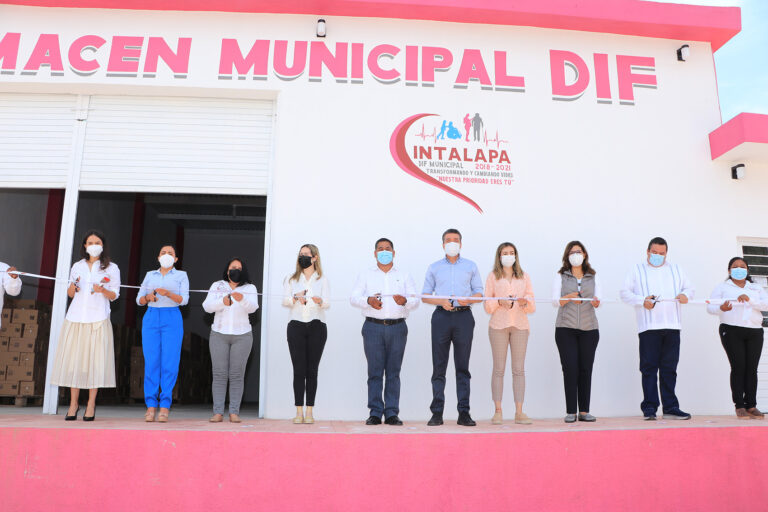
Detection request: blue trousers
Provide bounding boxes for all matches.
[362,319,408,418]
[142,307,183,408]
[430,309,474,414]
[638,329,681,414]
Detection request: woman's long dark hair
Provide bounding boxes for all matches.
[727,256,753,282]
[558,240,596,275]
[79,229,111,271]
[222,257,252,284]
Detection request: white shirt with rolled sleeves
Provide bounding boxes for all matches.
[65,259,121,323]
[620,261,695,333]
[0,262,22,327]
[350,266,419,320]
[706,279,768,329]
[282,272,330,322]
[202,280,259,335]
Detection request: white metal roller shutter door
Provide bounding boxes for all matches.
[0,93,77,188]
[79,95,273,194]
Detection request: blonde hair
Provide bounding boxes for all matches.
[492,242,524,280]
[289,244,323,282]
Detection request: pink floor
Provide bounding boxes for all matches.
[2,412,767,511]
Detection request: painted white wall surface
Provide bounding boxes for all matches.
[2,6,766,420]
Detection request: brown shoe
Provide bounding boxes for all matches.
[747,407,765,419]
[229,414,241,423]
[736,408,751,419]
[157,407,170,423]
[209,414,223,423]
[145,407,156,422]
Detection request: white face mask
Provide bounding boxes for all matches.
[444,242,461,257]
[158,253,175,269]
[500,255,516,268]
[568,253,584,267]
[86,244,103,258]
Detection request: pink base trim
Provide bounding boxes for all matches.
[3,426,767,510]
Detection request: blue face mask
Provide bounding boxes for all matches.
[730,267,748,280]
[376,250,394,265]
[648,253,665,267]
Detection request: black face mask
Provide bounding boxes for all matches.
[228,268,242,283]
[298,255,313,269]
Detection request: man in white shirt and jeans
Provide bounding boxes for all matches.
[0,262,22,326]
[621,237,695,421]
[350,238,418,425]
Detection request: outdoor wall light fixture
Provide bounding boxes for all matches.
[677,44,690,61]
[317,19,327,37]
[731,164,746,180]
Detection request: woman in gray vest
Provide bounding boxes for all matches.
[551,241,602,423]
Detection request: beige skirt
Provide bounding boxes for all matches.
[50,318,116,389]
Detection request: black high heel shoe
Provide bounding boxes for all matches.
[83,407,96,422]
[65,406,80,421]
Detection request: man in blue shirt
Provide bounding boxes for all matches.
[422,228,484,426]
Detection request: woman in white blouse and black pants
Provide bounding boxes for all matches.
[283,243,330,424]
[202,258,259,423]
[51,230,120,421]
[707,256,768,419]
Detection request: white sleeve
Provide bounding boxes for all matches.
[2,266,21,297]
[238,284,259,313]
[282,277,295,307]
[677,265,695,300]
[706,283,725,316]
[349,272,369,309]
[108,264,121,301]
[620,268,644,306]
[202,282,227,313]
[319,278,331,309]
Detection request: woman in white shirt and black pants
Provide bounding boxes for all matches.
[283,244,330,424]
[51,230,120,421]
[202,258,259,423]
[707,257,768,419]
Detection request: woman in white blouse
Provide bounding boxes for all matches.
[282,243,330,424]
[707,256,768,419]
[202,257,259,423]
[51,230,120,421]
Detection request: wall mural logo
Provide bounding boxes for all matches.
[390,113,514,213]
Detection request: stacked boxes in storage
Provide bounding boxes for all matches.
[0,299,51,398]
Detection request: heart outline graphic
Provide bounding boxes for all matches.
[390,113,483,213]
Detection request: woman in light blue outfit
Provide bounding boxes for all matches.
[136,244,189,423]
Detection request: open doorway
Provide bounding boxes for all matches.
[68,192,266,411]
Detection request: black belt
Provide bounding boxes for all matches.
[436,306,471,312]
[365,317,405,325]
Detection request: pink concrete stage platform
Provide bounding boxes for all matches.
[2,407,767,511]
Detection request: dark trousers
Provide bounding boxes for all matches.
[430,309,474,414]
[362,320,408,418]
[286,320,327,407]
[638,329,681,414]
[719,324,764,409]
[554,327,600,414]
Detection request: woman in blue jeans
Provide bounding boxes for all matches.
[137,244,189,423]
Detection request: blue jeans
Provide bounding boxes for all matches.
[638,329,681,414]
[142,307,183,408]
[362,320,408,418]
[430,309,474,414]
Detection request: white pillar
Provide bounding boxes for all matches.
[42,95,89,415]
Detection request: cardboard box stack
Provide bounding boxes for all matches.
[0,298,51,397]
